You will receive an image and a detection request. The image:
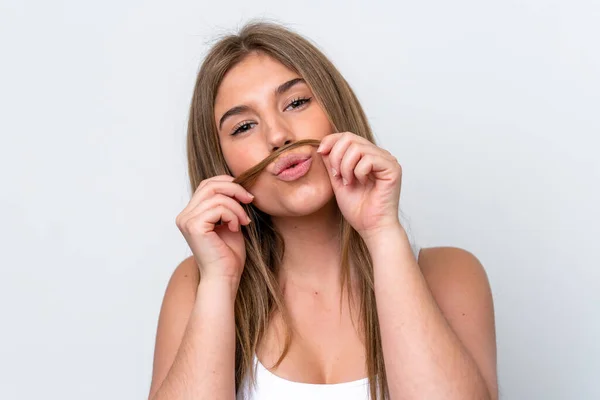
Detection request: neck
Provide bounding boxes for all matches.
[271,198,343,293]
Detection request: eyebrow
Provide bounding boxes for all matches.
[218,77,306,130]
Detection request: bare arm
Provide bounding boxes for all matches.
[364,226,498,399]
[148,257,238,400]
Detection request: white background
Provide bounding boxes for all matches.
[1,0,598,399]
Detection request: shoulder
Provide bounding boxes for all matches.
[417,246,498,395]
[417,246,491,297]
[417,246,494,319]
[148,256,200,398]
[156,255,201,331]
[169,255,201,287]
[160,255,201,306]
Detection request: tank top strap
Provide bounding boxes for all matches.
[411,241,421,261]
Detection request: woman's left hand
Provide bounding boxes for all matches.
[317,132,403,239]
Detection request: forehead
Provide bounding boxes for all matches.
[214,53,301,112]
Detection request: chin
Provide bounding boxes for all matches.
[254,179,335,218]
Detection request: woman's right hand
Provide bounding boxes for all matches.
[175,175,254,285]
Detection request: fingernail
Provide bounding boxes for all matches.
[317,144,324,153]
[247,192,254,198]
[332,168,338,177]
[342,178,348,186]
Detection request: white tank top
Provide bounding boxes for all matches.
[236,242,421,399]
[236,354,373,400]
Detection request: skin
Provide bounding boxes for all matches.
[214,52,366,381]
[214,53,343,291]
[148,51,498,399]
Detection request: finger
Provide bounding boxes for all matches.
[353,155,375,185]
[189,194,251,227]
[354,154,398,183]
[320,153,340,187]
[190,175,236,210]
[187,179,254,212]
[195,175,235,193]
[200,205,241,233]
[325,134,353,180]
[325,132,375,176]
[318,131,373,155]
[339,143,364,186]
[316,132,343,155]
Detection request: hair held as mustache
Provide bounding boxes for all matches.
[232,139,322,189]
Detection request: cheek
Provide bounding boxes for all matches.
[246,181,272,210]
[304,107,335,138]
[223,147,263,177]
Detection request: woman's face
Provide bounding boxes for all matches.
[214,52,335,217]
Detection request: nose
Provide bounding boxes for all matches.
[272,139,292,152]
[266,119,295,152]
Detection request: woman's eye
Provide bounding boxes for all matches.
[230,98,311,136]
[285,97,311,111]
[232,122,255,136]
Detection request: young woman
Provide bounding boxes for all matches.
[148,21,498,400]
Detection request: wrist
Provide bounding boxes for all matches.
[198,276,240,302]
[360,221,406,248]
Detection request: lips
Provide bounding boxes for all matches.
[276,157,313,181]
[272,153,312,176]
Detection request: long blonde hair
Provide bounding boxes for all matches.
[186,20,389,399]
